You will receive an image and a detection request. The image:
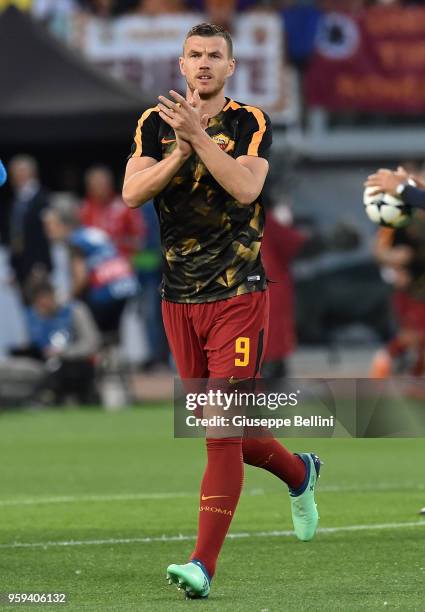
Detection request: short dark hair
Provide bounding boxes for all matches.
[184,23,233,58]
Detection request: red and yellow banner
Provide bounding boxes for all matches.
[305,6,425,113]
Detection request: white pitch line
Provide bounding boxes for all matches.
[0,482,423,508]
[0,521,424,550]
[0,492,194,507]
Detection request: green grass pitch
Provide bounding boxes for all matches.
[0,405,424,611]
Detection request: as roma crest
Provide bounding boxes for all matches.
[211,133,234,153]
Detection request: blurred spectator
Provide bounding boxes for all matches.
[79,0,129,18]
[80,165,144,260]
[79,0,116,16]
[114,0,139,12]
[282,2,322,67]
[261,200,306,378]
[187,0,263,11]
[135,0,187,14]
[43,203,139,334]
[30,0,80,37]
[133,201,169,369]
[198,0,236,28]
[185,0,269,28]
[319,0,366,10]
[11,278,100,404]
[84,0,142,14]
[204,0,236,28]
[4,155,52,296]
[32,0,78,19]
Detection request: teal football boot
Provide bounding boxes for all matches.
[167,559,211,599]
[289,452,322,541]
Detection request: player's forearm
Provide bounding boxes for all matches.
[374,249,398,267]
[401,185,425,210]
[123,150,190,208]
[374,246,412,267]
[192,131,259,204]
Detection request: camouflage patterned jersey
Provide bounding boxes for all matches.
[129,98,272,303]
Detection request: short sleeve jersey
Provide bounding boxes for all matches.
[129,98,272,303]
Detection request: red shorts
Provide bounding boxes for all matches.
[393,291,425,335]
[162,290,269,380]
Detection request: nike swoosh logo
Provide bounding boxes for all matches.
[201,494,230,501]
[161,138,176,144]
[228,376,251,384]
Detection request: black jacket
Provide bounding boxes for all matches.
[7,186,52,288]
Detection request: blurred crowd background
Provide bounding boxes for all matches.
[2,0,425,406]
[5,0,425,20]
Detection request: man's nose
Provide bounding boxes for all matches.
[199,54,211,68]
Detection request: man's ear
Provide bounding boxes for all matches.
[227,58,236,78]
[179,56,185,76]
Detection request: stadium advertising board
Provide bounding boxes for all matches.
[306,6,425,113]
[74,13,298,124]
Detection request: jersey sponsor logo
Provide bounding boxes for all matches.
[201,494,229,501]
[161,137,176,144]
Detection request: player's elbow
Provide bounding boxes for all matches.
[236,188,260,205]
[234,175,263,204]
[123,195,140,209]
[122,183,143,209]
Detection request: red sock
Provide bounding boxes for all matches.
[242,434,306,489]
[412,341,425,376]
[190,437,243,578]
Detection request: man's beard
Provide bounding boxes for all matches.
[188,77,226,100]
